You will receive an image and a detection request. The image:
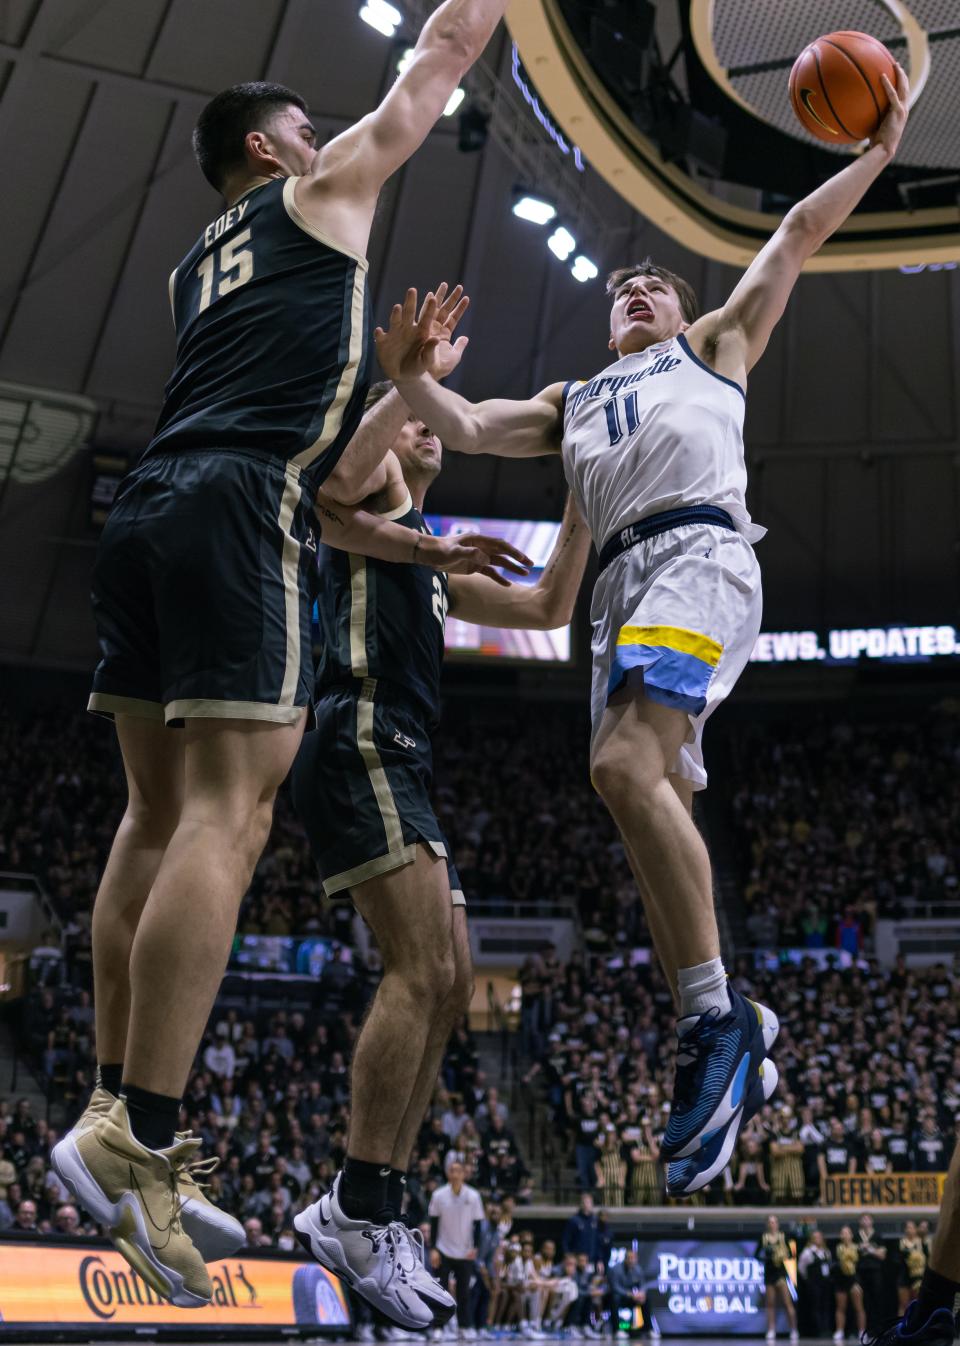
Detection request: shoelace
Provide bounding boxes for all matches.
[404,1224,427,1268]
[361,1222,421,1290]
[176,1154,220,1193]
[672,1008,724,1106]
[128,1163,184,1248]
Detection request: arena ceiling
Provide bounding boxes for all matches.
[0,0,958,674]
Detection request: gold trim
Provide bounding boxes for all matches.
[356,677,405,853]
[506,0,960,271]
[277,464,304,707]
[450,889,467,908]
[322,843,419,898]
[167,268,177,324]
[283,177,369,270]
[377,491,414,522]
[291,238,368,472]
[87,693,165,722]
[349,554,369,677]
[164,698,306,725]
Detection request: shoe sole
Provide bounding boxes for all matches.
[293,1209,437,1331]
[666,1056,779,1194]
[51,1135,210,1308]
[663,1000,780,1160]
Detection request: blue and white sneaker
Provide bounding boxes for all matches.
[665,1055,778,1194]
[863,1303,957,1346]
[660,986,779,1162]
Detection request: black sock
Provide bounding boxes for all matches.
[121,1083,181,1152]
[917,1268,960,1320]
[387,1168,407,1222]
[97,1063,123,1096]
[340,1156,390,1222]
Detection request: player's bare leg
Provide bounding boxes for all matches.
[591,684,777,1194]
[92,715,184,1072]
[390,904,473,1174]
[346,846,459,1176]
[591,688,720,982]
[122,713,306,1100]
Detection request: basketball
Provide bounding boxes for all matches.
[789,30,897,143]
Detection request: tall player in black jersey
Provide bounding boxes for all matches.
[52,0,528,1318]
[291,375,590,1314]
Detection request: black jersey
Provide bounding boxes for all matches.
[313,497,448,726]
[146,177,371,487]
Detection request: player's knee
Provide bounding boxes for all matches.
[389,942,457,1006]
[591,741,657,808]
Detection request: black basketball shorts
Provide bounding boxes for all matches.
[290,680,465,904]
[88,449,317,725]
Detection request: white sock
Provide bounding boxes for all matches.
[677,958,730,1018]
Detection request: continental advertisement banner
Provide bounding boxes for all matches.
[820,1173,947,1206]
[0,1241,351,1332]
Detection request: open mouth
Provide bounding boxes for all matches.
[627,299,653,321]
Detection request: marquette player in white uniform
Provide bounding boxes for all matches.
[375,68,909,1194]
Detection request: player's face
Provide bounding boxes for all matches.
[608,275,687,355]
[394,416,442,479]
[256,105,318,177]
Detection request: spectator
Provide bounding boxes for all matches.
[798,1230,832,1338]
[897,1219,927,1314]
[203,1026,236,1080]
[757,1215,798,1343]
[429,1160,484,1337]
[855,1214,887,1333]
[607,1249,646,1340]
[832,1226,866,1343]
[563,1194,601,1260]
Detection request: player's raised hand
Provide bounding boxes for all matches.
[375,285,468,382]
[420,281,470,382]
[871,62,909,158]
[417,531,533,586]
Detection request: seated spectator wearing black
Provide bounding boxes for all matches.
[608,1249,647,1339]
[819,1119,860,1187]
[913,1115,950,1173]
[798,1230,833,1339]
[863,1129,892,1175]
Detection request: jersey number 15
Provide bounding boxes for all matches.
[196,229,254,313]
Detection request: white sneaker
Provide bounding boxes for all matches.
[358,1326,376,1342]
[766,1333,776,1342]
[402,1224,457,1324]
[617,1333,629,1341]
[462,1330,479,1340]
[790,1332,799,1344]
[294,1174,434,1330]
[833,1333,845,1343]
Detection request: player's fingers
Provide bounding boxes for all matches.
[417,294,439,336]
[389,302,404,329]
[433,281,449,311]
[473,536,533,569]
[895,62,909,101]
[452,336,470,354]
[493,555,531,576]
[402,287,418,322]
[373,326,386,343]
[437,283,462,321]
[446,294,470,332]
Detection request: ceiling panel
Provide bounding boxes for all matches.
[43,0,169,76]
[145,0,286,92]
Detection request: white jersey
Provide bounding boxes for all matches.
[561,333,765,551]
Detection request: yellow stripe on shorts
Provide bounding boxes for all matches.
[617,624,723,667]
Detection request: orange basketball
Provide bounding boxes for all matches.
[789,30,896,144]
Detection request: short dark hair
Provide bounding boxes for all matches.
[606,258,699,325]
[364,380,394,412]
[192,82,308,191]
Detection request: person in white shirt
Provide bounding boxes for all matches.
[429,1160,485,1336]
[202,1027,236,1079]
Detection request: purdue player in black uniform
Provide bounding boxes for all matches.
[291,376,590,1298]
[52,0,527,1321]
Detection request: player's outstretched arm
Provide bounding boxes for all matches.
[376,288,564,457]
[691,64,909,381]
[298,0,507,249]
[315,494,532,585]
[447,492,592,629]
[325,283,469,505]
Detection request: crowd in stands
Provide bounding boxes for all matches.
[728,704,960,953]
[522,948,960,1205]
